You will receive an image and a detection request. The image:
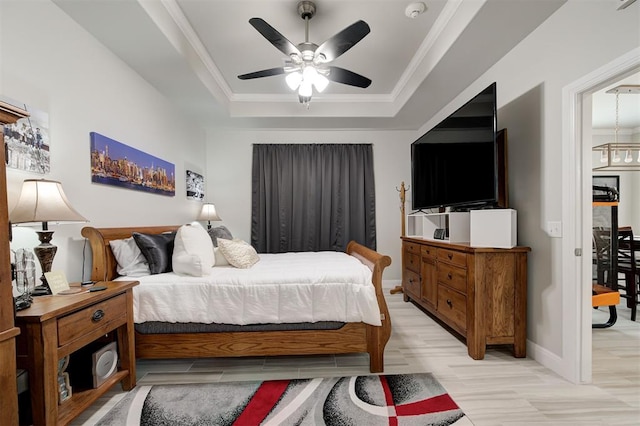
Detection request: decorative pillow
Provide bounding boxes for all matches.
[132,231,176,274]
[172,222,215,276]
[207,225,233,247]
[217,238,260,269]
[108,237,150,277]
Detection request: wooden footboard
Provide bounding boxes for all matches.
[81,226,392,372]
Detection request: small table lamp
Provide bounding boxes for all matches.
[9,179,88,296]
[198,203,221,229]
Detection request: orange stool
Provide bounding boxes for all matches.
[592,284,620,328]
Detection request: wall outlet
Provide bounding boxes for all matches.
[547,221,562,238]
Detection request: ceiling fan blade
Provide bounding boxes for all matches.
[238,67,286,80]
[327,66,371,88]
[315,20,370,62]
[249,18,301,57]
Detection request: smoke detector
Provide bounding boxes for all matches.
[405,2,426,18]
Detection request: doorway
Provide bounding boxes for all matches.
[565,47,640,384]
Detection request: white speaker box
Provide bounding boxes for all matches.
[92,341,118,388]
[69,341,119,389]
[470,209,517,248]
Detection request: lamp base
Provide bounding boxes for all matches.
[33,230,57,296]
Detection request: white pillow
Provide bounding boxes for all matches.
[213,247,230,266]
[217,238,260,269]
[109,237,150,277]
[172,222,215,276]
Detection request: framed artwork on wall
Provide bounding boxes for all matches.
[593,175,620,202]
[89,132,175,196]
[1,95,50,174]
[186,170,204,201]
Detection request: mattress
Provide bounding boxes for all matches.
[117,251,382,326]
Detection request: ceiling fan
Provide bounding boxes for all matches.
[237,1,372,105]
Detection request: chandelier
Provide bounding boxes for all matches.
[593,84,640,171]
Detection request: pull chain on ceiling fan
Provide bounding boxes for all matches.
[237,1,371,107]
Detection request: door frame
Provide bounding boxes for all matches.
[563,47,640,384]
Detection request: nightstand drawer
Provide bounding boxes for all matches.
[58,294,127,346]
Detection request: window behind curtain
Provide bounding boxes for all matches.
[251,144,376,253]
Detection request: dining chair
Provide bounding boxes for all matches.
[592,227,614,287]
[617,226,639,321]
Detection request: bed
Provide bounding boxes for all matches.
[81,225,392,373]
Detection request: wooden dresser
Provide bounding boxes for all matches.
[401,236,530,359]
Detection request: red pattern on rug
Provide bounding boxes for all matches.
[232,380,290,425]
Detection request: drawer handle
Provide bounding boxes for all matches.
[447,272,452,280]
[92,309,105,322]
[446,299,452,307]
[447,254,453,260]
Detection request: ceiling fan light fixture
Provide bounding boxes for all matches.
[313,74,329,92]
[238,1,371,107]
[299,81,313,97]
[286,72,303,90]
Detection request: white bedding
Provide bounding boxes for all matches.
[117,251,382,326]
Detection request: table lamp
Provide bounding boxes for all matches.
[9,179,88,296]
[197,203,221,229]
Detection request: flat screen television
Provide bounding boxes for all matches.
[411,82,505,211]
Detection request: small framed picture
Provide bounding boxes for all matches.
[186,170,204,201]
[593,175,620,202]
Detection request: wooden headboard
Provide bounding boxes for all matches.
[81,226,180,281]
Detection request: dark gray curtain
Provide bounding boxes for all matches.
[251,144,376,253]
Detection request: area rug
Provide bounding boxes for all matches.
[97,373,471,425]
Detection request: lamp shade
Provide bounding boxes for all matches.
[9,179,87,225]
[197,203,221,222]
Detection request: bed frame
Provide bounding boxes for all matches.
[81,226,392,373]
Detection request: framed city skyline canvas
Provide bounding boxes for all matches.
[90,132,175,196]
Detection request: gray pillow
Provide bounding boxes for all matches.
[132,232,176,274]
[207,225,233,247]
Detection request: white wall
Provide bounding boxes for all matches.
[1,1,207,283]
[205,129,415,281]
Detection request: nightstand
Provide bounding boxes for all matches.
[15,280,138,426]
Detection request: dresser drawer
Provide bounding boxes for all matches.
[404,241,421,256]
[404,252,420,273]
[437,264,467,294]
[403,269,421,298]
[421,245,436,259]
[58,294,127,346]
[437,285,467,332]
[437,248,467,268]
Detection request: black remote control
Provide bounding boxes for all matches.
[89,286,107,292]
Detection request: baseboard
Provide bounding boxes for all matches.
[527,339,574,383]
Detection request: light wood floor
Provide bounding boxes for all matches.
[72,285,640,425]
